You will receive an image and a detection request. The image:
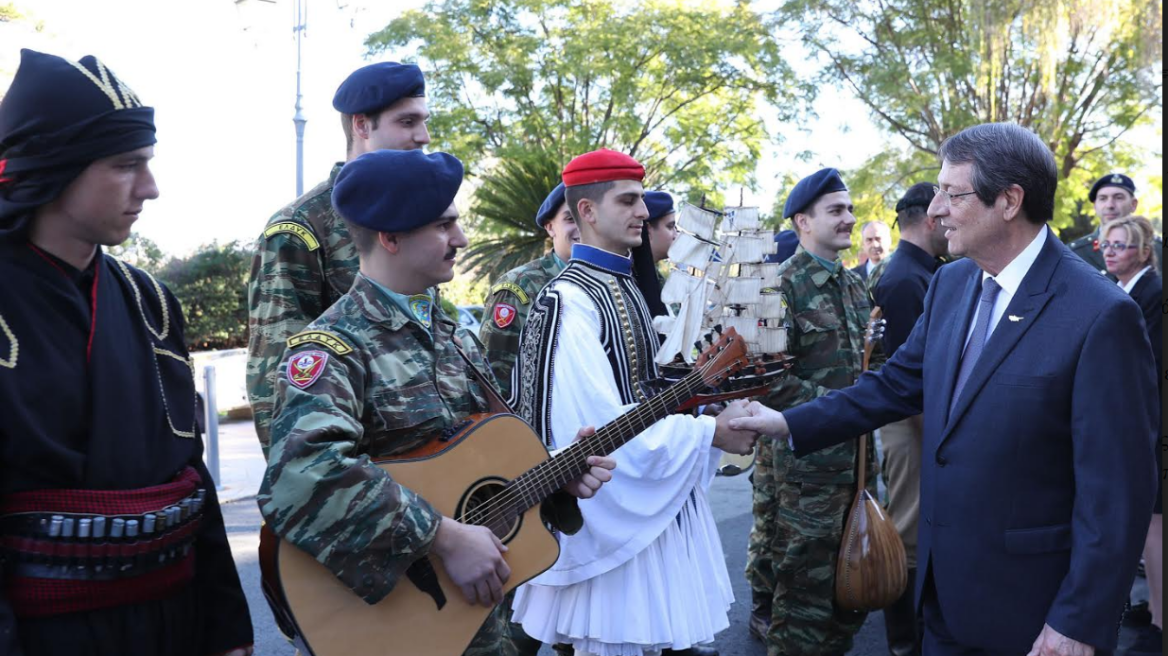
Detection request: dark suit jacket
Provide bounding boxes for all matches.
[784,229,1158,652]
[849,262,869,281]
[1128,271,1162,386]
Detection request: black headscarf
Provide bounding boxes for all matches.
[0,49,156,239]
[632,221,667,318]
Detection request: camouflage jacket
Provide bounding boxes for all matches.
[246,163,359,456]
[763,246,879,483]
[258,274,494,605]
[479,252,564,399]
[867,253,890,294]
[1068,226,1163,279]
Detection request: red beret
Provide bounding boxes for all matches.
[562,148,645,187]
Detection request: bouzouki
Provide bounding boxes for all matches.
[260,328,751,656]
[834,306,909,611]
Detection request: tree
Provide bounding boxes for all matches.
[367,0,804,193]
[109,232,167,272]
[153,241,251,351]
[782,0,1163,232]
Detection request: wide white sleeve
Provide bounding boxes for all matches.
[536,283,718,585]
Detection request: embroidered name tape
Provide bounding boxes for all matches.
[490,282,530,305]
[264,222,321,251]
[287,331,353,355]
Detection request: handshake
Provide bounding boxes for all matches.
[711,400,792,455]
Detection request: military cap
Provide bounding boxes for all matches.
[895,182,937,213]
[0,49,155,237]
[1088,173,1136,202]
[332,150,463,233]
[535,183,567,228]
[332,62,425,116]
[644,191,675,223]
[562,149,644,187]
[784,168,848,219]
[772,229,799,263]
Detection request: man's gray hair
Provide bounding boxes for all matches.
[938,123,1058,224]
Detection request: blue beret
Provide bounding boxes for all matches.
[766,230,800,264]
[1088,173,1136,202]
[784,168,848,219]
[332,62,425,115]
[332,150,463,233]
[535,183,566,228]
[644,191,675,223]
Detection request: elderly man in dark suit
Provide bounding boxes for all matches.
[730,123,1158,656]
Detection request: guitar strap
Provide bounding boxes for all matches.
[452,336,513,415]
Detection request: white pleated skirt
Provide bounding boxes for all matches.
[512,490,733,656]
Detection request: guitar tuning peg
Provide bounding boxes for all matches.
[704,332,714,345]
[694,341,704,354]
[714,324,723,335]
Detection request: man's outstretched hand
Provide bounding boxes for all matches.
[727,401,790,440]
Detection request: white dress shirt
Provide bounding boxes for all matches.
[963,225,1049,350]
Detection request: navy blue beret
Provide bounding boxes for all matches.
[766,230,800,264]
[895,181,937,213]
[1088,173,1136,202]
[535,183,566,228]
[784,168,848,219]
[644,191,675,223]
[332,62,425,115]
[332,150,463,233]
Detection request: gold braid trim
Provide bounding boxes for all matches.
[114,259,169,341]
[607,279,647,403]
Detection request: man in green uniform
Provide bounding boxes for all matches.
[247,61,432,457]
[1068,172,1161,278]
[752,168,879,656]
[258,149,616,656]
[480,183,576,399]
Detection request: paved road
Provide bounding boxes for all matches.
[222,471,889,656]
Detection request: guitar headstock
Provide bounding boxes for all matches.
[863,307,885,372]
[694,326,750,388]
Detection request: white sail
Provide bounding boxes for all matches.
[655,280,711,365]
[660,270,703,305]
[755,327,788,355]
[722,316,759,344]
[724,277,762,305]
[728,235,769,264]
[669,233,716,270]
[759,292,786,319]
[723,206,760,231]
[675,203,719,241]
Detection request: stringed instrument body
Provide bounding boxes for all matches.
[262,329,750,656]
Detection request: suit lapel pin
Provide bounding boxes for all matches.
[1008,315,1024,322]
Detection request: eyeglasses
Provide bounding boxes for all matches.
[1099,241,1141,252]
[932,186,978,205]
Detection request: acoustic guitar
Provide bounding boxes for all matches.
[261,328,750,656]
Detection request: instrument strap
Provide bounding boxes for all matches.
[452,337,512,415]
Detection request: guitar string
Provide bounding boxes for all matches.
[462,355,740,531]
[462,374,705,531]
[460,366,716,530]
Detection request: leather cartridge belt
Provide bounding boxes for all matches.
[0,487,207,581]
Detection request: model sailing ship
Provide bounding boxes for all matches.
[653,198,793,409]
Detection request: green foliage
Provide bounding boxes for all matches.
[108,232,167,272]
[152,241,251,351]
[367,0,805,195]
[782,0,1163,232]
[459,152,559,282]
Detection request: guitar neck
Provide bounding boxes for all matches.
[504,369,709,516]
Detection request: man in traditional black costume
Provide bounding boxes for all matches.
[0,49,254,656]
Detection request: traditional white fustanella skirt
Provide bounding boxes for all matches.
[512,488,733,656]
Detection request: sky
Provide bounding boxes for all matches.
[3,0,905,255]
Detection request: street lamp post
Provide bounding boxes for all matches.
[293,0,307,197]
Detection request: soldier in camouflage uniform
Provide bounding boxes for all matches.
[1068,172,1161,278]
[247,61,432,457]
[480,183,576,400]
[751,168,880,656]
[259,150,615,656]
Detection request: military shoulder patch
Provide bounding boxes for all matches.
[493,303,518,329]
[264,221,321,251]
[287,330,353,355]
[490,282,530,305]
[287,350,329,389]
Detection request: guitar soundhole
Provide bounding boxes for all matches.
[456,477,522,544]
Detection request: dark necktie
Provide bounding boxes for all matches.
[950,277,1002,414]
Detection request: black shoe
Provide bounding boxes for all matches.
[1127,624,1162,655]
[662,648,719,656]
[551,644,574,656]
[1124,601,1153,627]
